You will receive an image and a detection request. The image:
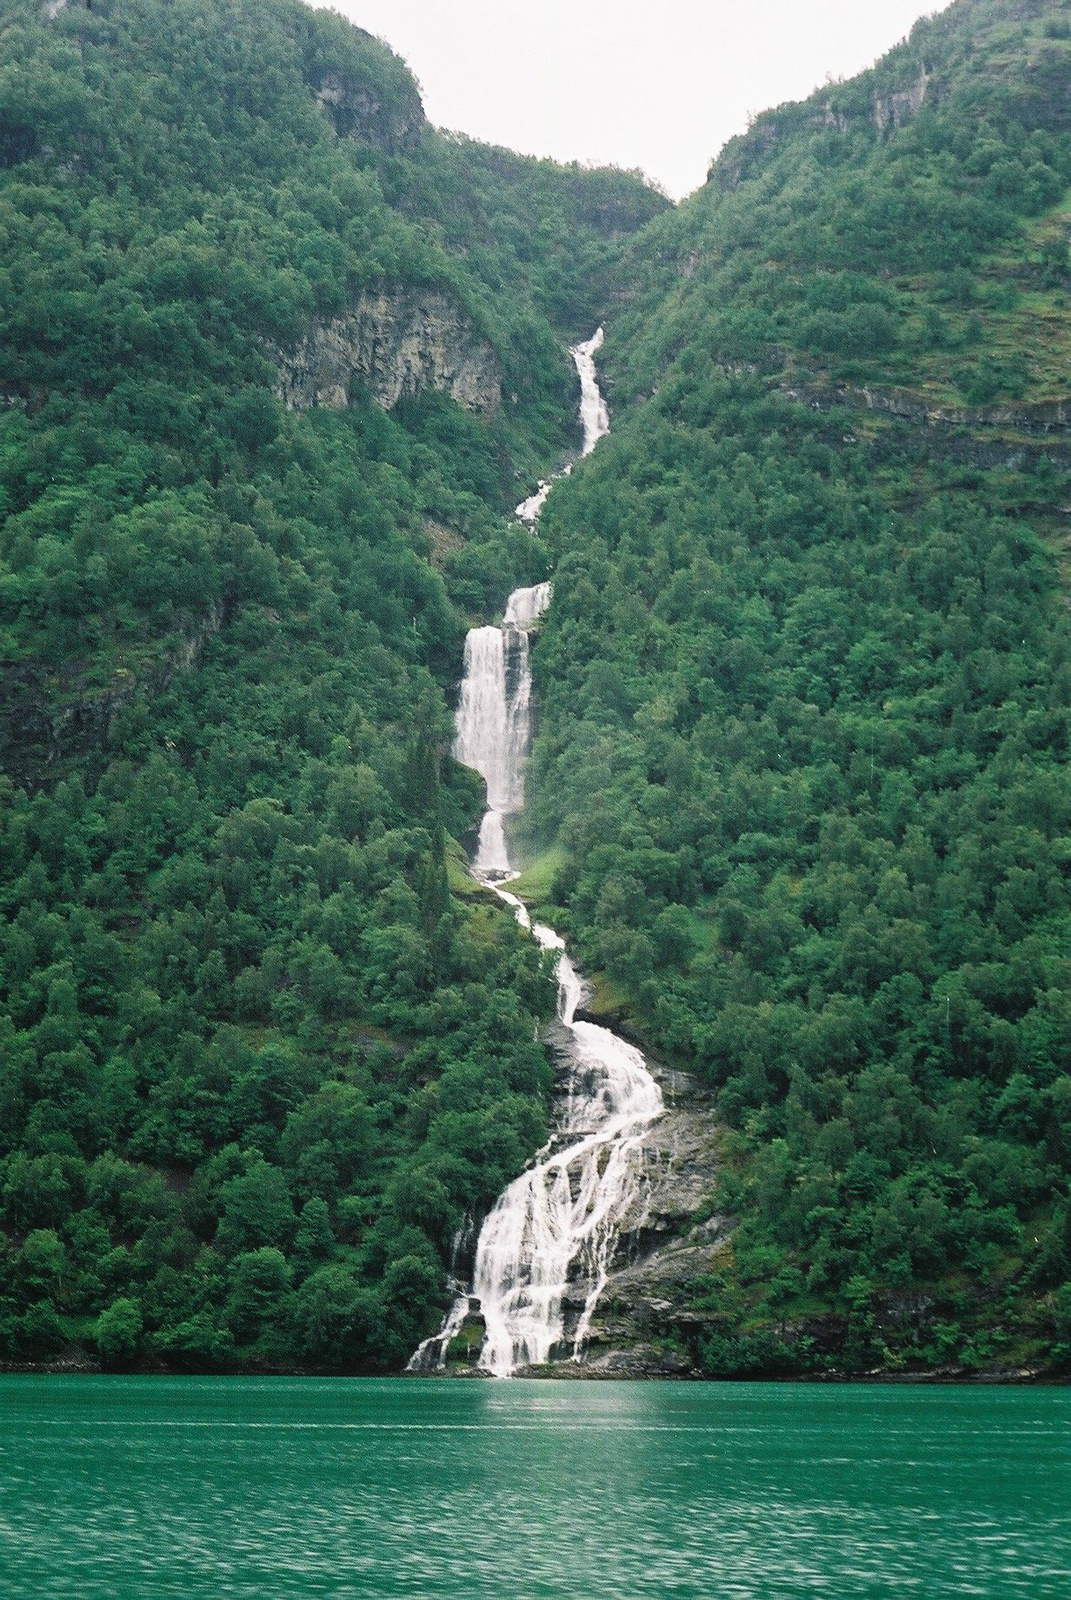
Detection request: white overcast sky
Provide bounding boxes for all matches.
[312,1,952,198]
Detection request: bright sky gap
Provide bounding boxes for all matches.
[315,0,954,197]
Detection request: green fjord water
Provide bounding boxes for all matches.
[1,1378,1068,1598]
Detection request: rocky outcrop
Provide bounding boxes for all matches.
[873,67,929,135]
[714,58,930,190]
[782,377,1071,436]
[0,607,225,787]
[567,1066,727,1377]
[273,289,501,416]
[313,71,423,154]
[776,377,1071,471]
[439,1055,725,1379]
[845,386,1069,435]
[301,19,425,155]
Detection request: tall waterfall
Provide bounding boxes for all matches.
[453,582,551,881]
[408,332,663,1378]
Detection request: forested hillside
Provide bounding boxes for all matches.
[3,0,1068,1381]
[0,0,666,1369]
[526,0,1071,1374]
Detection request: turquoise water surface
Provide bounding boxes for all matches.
[1,1376,1068,1597]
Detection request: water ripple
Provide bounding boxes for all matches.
[2,1378,1068,1599]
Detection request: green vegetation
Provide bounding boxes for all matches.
[508,845,567,907]
[528,0,1071,1374]
[608,0,1071,413]
[2,0,1068,1380]
[0,0,665,1369]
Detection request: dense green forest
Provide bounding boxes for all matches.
[524,0,1071,1373]
[2,0,1069,1379]
[0,0,665,1369]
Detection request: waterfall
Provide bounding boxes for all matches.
[472,912,663,1376]
[410,332,664,1378]
[514,329,610,521]
[452,582,551,883]
[572,327,610,457]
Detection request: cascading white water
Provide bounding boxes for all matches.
[572,327,610,457]
[473,913,663,1375]
[410,332,663,1378]
[514,329,610,521]
[453,580,551,882]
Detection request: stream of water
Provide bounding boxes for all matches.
[410,331,663,1377]
[513,328,609,521]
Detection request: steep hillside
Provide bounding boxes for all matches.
[526,0,1071,1376]
[0,0,667,1370]
[4,0,1068,1382]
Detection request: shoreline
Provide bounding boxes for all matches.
[2,1357,1066,1384]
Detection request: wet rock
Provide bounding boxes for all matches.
[536,1052,728,1375]
[575,1343,698,1379]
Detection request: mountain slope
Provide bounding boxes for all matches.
[0,0,667,1371]
[525,0,1071,1376]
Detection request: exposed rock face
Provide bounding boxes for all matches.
[873,67,930,135]
[313,71,423,154]
[273,289,501,416]
[0,607,225,786]
[786,379,1071,436]
[303,21,425,155]
[714,60,931,189]
[778,378,1071,471]
[568,1067,728,1377]
[440,1053,725,1379]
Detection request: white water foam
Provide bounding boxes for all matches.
[514,329,608,520]
[572,327,610,458]
[412,334,663,1377]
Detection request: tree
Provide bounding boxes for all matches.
[96,1298,143,1367]
[225,1249,293,1344]
[215,1162,297,1256]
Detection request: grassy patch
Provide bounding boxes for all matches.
[446,836,486,899]
[509,844,566,907]
[582,972,634,1021]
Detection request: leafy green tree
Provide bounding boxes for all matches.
[225,1249,293,1344]
[95,1298,144,1367]
[216,1164,297,1257]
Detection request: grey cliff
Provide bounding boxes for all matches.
[273,289,501,416]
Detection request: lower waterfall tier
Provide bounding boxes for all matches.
[415,564,667,1377]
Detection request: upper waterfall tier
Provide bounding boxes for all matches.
[504,582,553,627]
[572,328,610,457]
[514,330,609,521]
[453,584,551,880]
